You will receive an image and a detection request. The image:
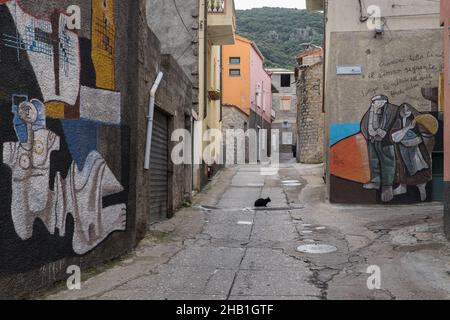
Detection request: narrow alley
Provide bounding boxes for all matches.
[46,162,450,300]
[2,0,450,305]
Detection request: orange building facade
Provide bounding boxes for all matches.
[222,35,252,115]
[222,35,272,121]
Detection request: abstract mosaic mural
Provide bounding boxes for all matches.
[330,95,438,204]
[0,0,127,272]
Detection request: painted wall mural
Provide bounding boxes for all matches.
[91,0,116,90]
[0,0,127,273]
[330,95,438,204]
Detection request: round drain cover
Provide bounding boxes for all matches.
[296,244,338,254]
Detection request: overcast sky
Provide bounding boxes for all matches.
[234,0,306,10]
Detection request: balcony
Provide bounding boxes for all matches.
[207,0,236,45]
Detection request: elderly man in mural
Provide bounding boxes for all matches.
[361,95,399,202]
[390,103,437,202]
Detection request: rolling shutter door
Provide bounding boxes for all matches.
[149,109,169,223]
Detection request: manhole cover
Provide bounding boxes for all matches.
[237,221,253,225]
[247,183,265,187]
[296,244,338,254]
[282,180,302,187]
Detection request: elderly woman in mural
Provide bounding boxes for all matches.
[390,103,438,202]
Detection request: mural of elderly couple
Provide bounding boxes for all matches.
[330,95,439,204]
[0,0,128,273]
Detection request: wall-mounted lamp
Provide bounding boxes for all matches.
[374,23,384,38]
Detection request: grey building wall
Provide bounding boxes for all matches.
[158,54,193,211]
[297,62,324,164]
[250,109,272,159]
[146,0,199,113]
[270,72,297,155]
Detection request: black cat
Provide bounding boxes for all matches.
[254,197,271,207]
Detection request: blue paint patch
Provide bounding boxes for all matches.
[11,96,46,143]
[330,123,361,146]
[11,95,29,143]
[62,120,99,171]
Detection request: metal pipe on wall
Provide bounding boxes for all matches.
[144,71,164,170]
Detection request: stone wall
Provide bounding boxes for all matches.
[222,105,249,165]
[297,62,324,164]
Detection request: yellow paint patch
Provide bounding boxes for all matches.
[92,0,116,90]
[45,101,65,119]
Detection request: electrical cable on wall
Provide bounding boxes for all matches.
[173,0,191,34]
[358,0,369,22]
[173,0,197,61]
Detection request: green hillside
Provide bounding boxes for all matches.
[236,7,324,69]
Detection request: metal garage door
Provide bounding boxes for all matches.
[149,109,169,223]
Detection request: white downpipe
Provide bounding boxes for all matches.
[144,71,164,170]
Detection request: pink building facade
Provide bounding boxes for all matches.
[249,44,272,125]
[248,40,272,157]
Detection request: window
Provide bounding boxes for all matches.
[280,97,291,111]
[256,83,262,108]
[281,74,291,87]
[282,132,293,145]
[229,57,241,64]
[229,69,241,76]
[282,121,291,129]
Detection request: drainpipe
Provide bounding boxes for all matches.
[144,71,164,170]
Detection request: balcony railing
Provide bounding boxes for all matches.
[208,0,225,13]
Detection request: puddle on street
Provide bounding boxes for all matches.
[296,244,338,254]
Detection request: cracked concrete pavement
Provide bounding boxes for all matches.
[45,162,450,300]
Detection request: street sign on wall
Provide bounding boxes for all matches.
[336,65,363,75]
